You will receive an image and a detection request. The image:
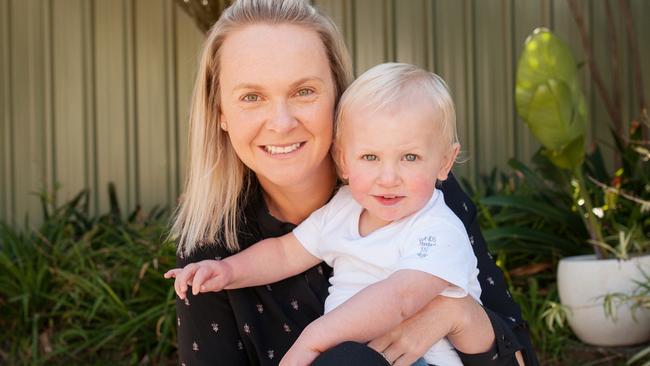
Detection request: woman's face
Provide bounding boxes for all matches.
[219,24,336,189]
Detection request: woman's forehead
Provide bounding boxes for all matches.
[219,24,330,85]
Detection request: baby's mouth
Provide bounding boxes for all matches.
[373,195,404,206]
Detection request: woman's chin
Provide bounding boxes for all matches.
[255,164,321,190]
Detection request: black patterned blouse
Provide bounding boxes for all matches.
[174,175,537,366]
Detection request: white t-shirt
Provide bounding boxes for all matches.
[293,186,481,366]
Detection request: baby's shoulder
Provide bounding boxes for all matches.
[410,198,467,237]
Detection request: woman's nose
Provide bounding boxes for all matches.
[266,101,298,133]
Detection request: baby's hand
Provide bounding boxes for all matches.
[163,259,233,299]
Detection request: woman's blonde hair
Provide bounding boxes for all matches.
[170,0,353,256]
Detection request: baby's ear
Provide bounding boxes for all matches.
[436,143,460,181]
[333,144,349,180]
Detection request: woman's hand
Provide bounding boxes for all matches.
[279,341,320,366]
[368,295,494,366]
[163,259,234,299]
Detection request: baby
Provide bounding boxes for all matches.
[166,63,481,366]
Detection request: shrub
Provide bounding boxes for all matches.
[0,185,177,365]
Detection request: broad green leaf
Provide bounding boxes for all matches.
[516,28,582,120]
[480,195,575,223]
[526,79,585,150]
[543,135,585,170]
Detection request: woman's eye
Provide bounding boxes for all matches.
[242,94,261,102]
[361,154,378,161]
[403,154,418,162]
[295,88,314,97]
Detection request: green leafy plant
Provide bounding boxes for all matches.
[0,184,177,365]
[515,27,608,258]
[515,28,650,260]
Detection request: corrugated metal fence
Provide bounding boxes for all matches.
[1,0,649,224]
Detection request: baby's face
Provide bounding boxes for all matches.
[338,95,457,225]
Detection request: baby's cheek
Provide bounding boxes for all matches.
[409,176,437,201]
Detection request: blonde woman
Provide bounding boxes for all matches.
[169,1,536,365]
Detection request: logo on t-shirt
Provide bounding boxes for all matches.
[417,235,436,258]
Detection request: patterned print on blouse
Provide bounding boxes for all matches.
[192,342,199,351]
[268,350,275,359]
[283,323,291,333]
[487,277,495,286]
[257,304,264,313]
[290,299,299,310]
[211,322,219,333]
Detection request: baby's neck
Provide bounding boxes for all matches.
[358,209,393,237]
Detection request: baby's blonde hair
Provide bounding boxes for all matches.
[334,63,458,163]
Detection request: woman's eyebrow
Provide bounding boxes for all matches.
[230,77,325,94]
[289,77,325,88]
[231,83,263,92]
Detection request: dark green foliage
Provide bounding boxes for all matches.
[0,185,177,365]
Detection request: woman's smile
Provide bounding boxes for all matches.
[261,141,306,156]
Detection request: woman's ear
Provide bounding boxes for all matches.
[436,143,460,181]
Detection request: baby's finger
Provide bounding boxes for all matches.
[175,264,197,299]
[164,269,181,278]
[199,276,226,292]
[191,267,212,295]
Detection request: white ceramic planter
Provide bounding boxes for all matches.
[557,254,650,346]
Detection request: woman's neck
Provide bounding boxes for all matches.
[258,158,338,225]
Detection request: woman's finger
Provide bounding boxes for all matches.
[391,352,416,366]
[367,334,392,355]
[379,346,403,366]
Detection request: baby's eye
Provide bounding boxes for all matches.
[242,94,261,102]
[403,154,418,162]
[361,154,378,161]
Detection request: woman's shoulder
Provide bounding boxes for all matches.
[437,173,476,225]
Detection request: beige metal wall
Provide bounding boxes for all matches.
[2,0,649,225]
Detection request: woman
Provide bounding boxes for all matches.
[170,0,536,365]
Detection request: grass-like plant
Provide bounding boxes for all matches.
[0,184,177,365]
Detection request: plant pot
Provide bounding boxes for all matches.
[557,253,650,346]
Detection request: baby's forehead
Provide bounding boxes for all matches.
[345,98,443,127]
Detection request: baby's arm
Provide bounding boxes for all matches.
[281,269,449,365]
[164,233,321,299]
